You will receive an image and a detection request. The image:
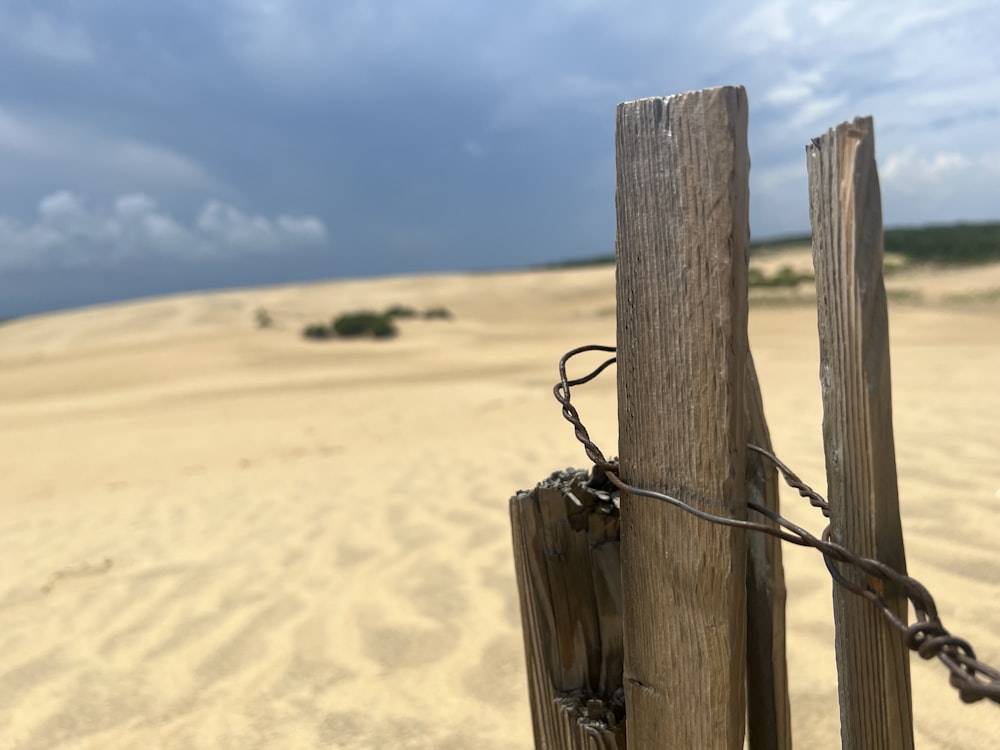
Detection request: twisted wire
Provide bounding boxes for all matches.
[555,344,1000,705]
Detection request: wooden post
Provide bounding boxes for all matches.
[744,354,792,750]
[510,469,626,749]
[615,86,750,748]
[806,116,914,749]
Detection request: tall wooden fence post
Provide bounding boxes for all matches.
[806,116,914,749]
[616,86,750,748]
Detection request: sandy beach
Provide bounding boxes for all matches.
[1,260,999,748]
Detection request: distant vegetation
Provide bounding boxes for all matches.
[543,254,615,269]
[422,306,452,320]
[882,223,1000,265]
[302,322,334,340]
[754,222,1000,265]
[384,304,417,319]
[301,310,398,340]
[300,305,453,341]
[748,266,814,288]
[332,311,397,339]
[543,222,1000,268]
[254,308,273,328]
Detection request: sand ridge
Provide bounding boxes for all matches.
[1,263,999,748]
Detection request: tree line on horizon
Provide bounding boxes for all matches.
[546,221,1000,269]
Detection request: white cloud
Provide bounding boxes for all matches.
[763,67,828,107]
[276,215,327,239]
[728,0,984,56]
[0,192,329,272]
[114,193,159,217]
[39,190,87,222]
[882,150,975,188]
[196,200,327,251]
[809,1,852,27]
[880,149,1000,225]
[763,83,813,107]
[727,0,999,134]
[754,161,804,194]
[735,0,795,45]
[788,94,850,130]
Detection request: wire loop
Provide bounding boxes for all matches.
[555,344,1000,706]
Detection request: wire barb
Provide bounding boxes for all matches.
[555,344,1000,706]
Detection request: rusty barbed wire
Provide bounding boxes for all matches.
[553,344,1000,706]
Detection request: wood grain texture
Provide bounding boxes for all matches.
[615,87,750,749]
[806,116,914,750]
[745,354,792,750]
[510,470,625,750]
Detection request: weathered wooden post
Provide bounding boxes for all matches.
[616,86,750,748]
[806,116,914,749]
[745,355,792,750]
[510,470,626,749]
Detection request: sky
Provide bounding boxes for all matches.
[1,1,998,317]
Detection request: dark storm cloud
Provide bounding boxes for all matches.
[0,0,998,316]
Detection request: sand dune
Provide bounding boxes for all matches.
[1,262,999,748]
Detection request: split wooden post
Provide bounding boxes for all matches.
[745,354,792,750]
[806,116,914,749]
[615,86,750,748]
[509,470,626,749]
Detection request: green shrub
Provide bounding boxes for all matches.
[304,304,459,342]
[384,305,418,319]
[772,266,812,287]
[423,306,452,320]
[884,223,1000,265]
[332,311,397,339]
[255,308,273,328]
[748,266,814,288]
[370,317,397,338]
[302,323,332,340]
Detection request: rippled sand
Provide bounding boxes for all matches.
[1,262,998,748]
